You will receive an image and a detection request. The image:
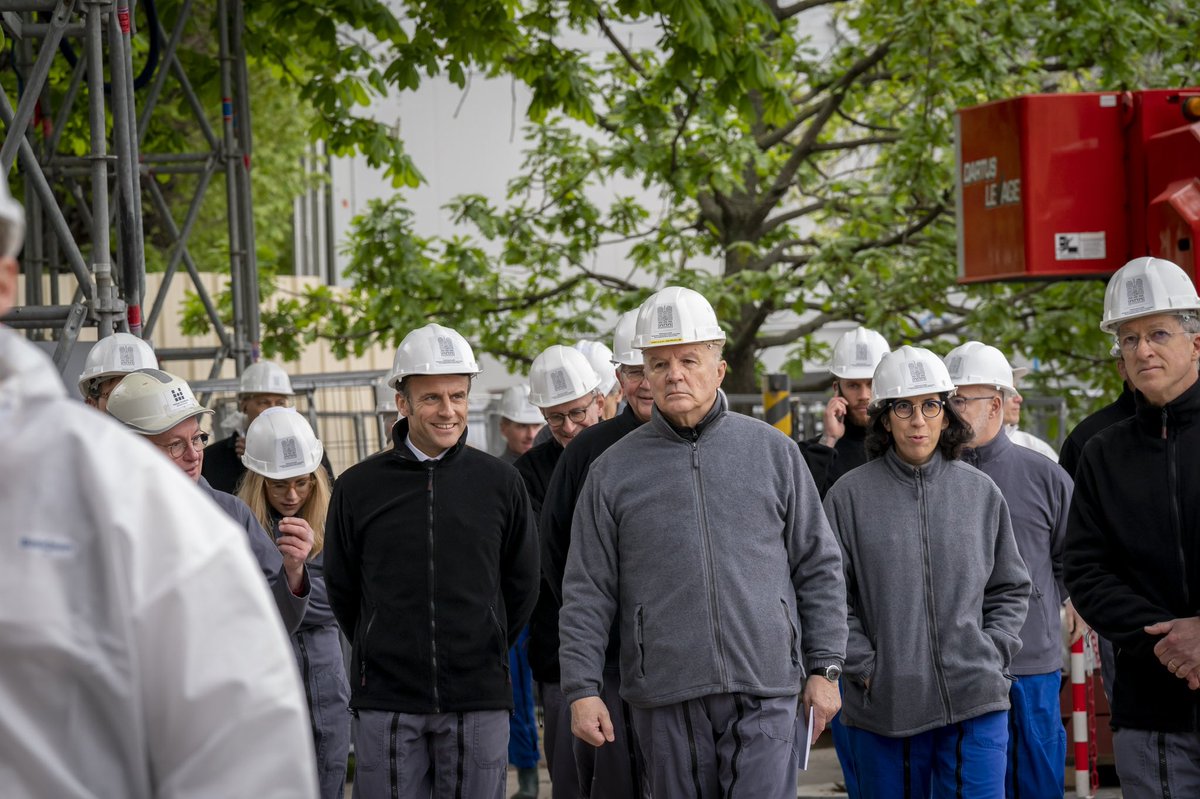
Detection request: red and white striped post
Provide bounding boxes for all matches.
[1070,635,1094,798]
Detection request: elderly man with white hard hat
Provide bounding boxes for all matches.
[107,369,313,632]
[559,286,848,798]
[945,341,1080,799]
[1065,257,1200,795]
[324,323,540,799]
[0,179,317,796]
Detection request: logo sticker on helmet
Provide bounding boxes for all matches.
[549,368,570,396]
[656,306,675,330]
[906,361,928,385]
[277,436,302,467]
[1123,276,1153,312]
[118,345,135,368]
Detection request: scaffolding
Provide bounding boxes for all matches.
[0,0,258,377]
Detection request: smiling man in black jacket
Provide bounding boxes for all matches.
[325,323,539,799]
[1065,257,1200,796]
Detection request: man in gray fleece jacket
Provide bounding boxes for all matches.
[559,286,848,799]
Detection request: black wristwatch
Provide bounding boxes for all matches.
[811,664,842,682]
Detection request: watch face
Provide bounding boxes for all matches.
[821,664,842,681]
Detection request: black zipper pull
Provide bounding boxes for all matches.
[1162,408,1168,441]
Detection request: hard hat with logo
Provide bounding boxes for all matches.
[528,345,600,408]
[388,323,482,390]
[107,368,213,435]
[238,361,294,397]
[610,309,643,366]
[242,407,324,480]
[632,286,725,350]
[574,340,617,395]
[77,332,159,397]
[943,341,1015,392]
[498,384,543,424]
[829,326,891,379]
[0,175,25,258]
[869,345,957,411]
[1100,256,1200,334]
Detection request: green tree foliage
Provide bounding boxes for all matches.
[270,0,1199,413]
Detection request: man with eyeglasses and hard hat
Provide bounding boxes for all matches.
[799,326,891,499]
[76,331,158,411]
[537,308,654,799]
[945,342,1080,799]
[0,179,318,796]
[1065,257,1200,795]
[324,323,540,799]
[515,344,605,799]
[560,286,847,798]
[107,368,313,635]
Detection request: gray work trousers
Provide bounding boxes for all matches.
[350,708,508,799]
[630,693,802,799]
[1113,728,1200,799]
[541,682,581,799]
[573,669,648,798]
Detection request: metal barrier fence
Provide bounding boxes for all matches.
[189,374,1069,477]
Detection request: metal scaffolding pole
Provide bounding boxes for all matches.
[0,0,260,380]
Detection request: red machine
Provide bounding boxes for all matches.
[956,88,1200,285]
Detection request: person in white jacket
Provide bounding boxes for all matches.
[0,184,318,798]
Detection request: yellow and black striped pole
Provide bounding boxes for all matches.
[763,373,792,439]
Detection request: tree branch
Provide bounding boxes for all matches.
[754,310,837,348]
[809,134,901,152]
[595,10,646,78]
[749,237,820,272]
[762,200,827,235]
[765,0,848,21]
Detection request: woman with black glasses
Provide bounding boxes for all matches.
[822,345,1031,798]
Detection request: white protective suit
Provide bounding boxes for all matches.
[0,327,318,798]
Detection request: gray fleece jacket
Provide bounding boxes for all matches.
[962,429,1073,675]
[559,392,848,709]
[823,448,1031,737]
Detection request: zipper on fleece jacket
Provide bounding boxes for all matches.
[1164,409,1189,608]
[916,468,954,720]
[427,463,441,712]
[690,435,729,686]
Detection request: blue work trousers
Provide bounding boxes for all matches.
[508,626,540,769]
[1005,672,1066,799]
[850,710,1009,799]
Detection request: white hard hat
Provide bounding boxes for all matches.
[633,286,725,350]
[829,326,891,379]
[869,345,957,410]
[1100,257,1200,334]
[388,323,482,390]
[107,369,213,435]
[238,361,294,396]
[77,332,159,397]
[610,309,642,366]
[498,384,543,424]
[0,176,25,258]
[241,407,324,480]
[528,345,600,408]
[574,340,617,395]
[944,341,1015,392]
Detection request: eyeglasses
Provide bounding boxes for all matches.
[544,406,591,428]
[267,476,313,497]
[156,432,209,459]
[949,395,995,412]
[1117,328,1182,354]
[619,366,646,382]
[890,399,945,419]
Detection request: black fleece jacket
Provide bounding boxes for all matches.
[797,421,868,499]
[1065,379,1200,732]
[1058,386,1136,479]
[323,419,539,714]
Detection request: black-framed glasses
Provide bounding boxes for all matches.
[544,406,591,428]
[949,395,995,412]
[157,432,209,459]
[890,399,944,419]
